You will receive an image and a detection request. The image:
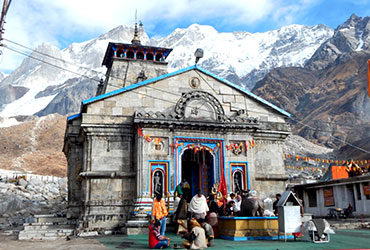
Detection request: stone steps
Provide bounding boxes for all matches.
[35,215,69,223]
[330,221,370,230]
[24,223,75,231]
[18,215,76,240]
[18,228,75,240]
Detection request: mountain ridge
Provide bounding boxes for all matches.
[252,14,370,158]
[0,21,334,118]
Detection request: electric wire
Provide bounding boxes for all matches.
[4,45,101,82]
[3,41,370,156]
[3,44,231,120]
[3,38,106,78]
[3,39,201,99]
[289,115,370,154]
[3,38,191,99]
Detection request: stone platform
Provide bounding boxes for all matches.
[218,216,293,241]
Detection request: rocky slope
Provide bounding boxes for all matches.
[253,14,370,158]
[0,114,67,177]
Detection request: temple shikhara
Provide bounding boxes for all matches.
[63,24,291,232]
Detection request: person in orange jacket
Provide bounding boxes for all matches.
[152,193,168,236]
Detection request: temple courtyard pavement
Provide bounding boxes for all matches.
[1,228,369,250]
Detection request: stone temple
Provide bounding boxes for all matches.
[63,26,291,232]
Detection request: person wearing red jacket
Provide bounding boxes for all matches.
[149,220,170,249]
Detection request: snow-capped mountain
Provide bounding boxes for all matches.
[252,14,370,157]
[307,14,370,70]
[0,72,7,81]
[157,23,333,87]
[0,22,334,120]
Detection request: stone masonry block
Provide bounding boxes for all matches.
[44,232,58,237]
[235,95,245,103]
[230,102,245,111]
[219,85,233,95]
[112,107,123,116]
[100,107,113,114]
[104,101,116,108]
[222,95,235,103]
[142,97,155,107]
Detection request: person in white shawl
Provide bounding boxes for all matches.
[189,190,209,219]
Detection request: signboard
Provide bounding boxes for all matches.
[363,185,370,196]
[331,166,348,179]
[323,187,335,207]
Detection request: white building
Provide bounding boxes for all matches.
[295,175,370,217]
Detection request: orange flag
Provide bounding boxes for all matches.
[368,59,370,97]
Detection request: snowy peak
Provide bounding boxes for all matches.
[154,23,218,48]
[338,13,361,29]
[97,24,150,44]
[0,72,7,81]
[336,14,370,51]
[63,25,150,69]
[1,43,64,88]
[154,23,333,88]
[307,15,370,70]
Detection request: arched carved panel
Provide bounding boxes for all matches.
[174,91,225,121]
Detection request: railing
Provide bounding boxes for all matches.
[0,169,65,183]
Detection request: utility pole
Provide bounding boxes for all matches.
[0,0,12,44]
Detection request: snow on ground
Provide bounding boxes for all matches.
[0,87,57,117]
[356,31,364,51]
[0,117,20,128]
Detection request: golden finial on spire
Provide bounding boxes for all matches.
[131,9,141,45]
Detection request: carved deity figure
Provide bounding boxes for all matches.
[153,171,163,196]
[234,172,242,194]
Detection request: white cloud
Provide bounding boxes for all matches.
[0,0,318,73]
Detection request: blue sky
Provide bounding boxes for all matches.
[1,0,369,73]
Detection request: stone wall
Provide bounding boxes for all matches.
[0,170,67,230]
[104,59,168,93]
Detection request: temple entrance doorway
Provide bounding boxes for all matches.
[181,148,215,202]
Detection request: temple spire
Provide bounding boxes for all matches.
[131,10,141,45]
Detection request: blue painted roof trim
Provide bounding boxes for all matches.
[81,64,290,117]
[82,65,197,106]
[67,113,81,121]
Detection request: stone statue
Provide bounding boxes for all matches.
[234,172,242,194]
[153,171,162,196]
